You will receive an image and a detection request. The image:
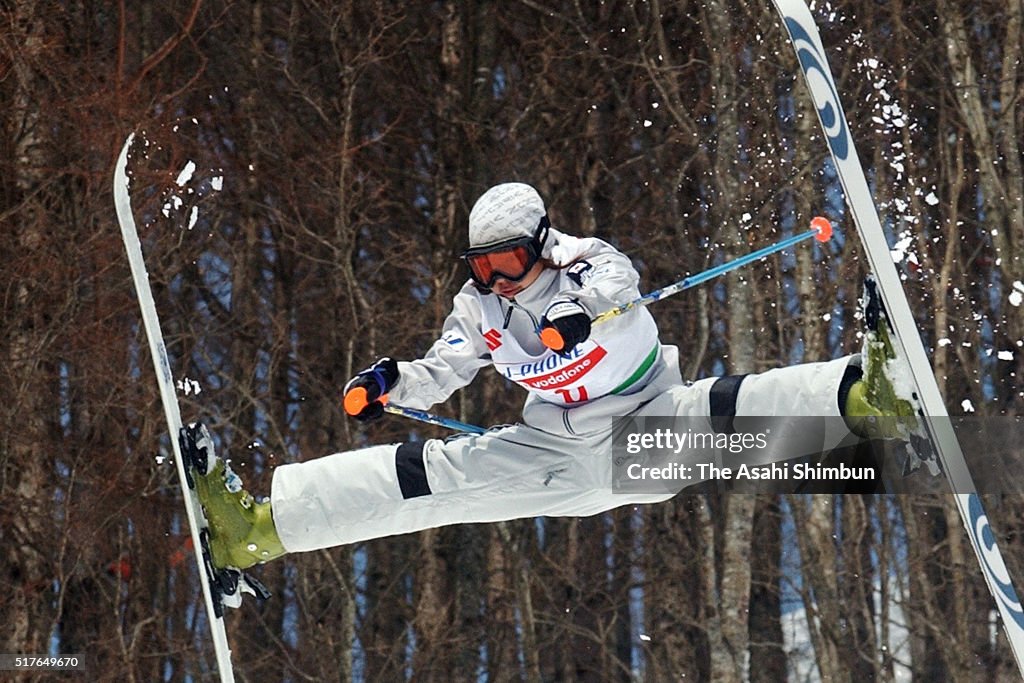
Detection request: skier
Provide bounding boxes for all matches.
[188,182,913,570]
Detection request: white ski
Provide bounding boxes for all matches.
[114,134,237,682]
[769,0,1024,673]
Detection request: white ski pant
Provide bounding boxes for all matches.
[271,355,856,551]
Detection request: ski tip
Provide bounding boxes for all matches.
[811,216,833,242]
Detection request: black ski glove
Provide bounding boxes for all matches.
[539,298,592,353]
[343,357,400,421]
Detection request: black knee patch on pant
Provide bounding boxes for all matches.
[709,374,747,434]
[836,364,864,417]
[395,441,432,499]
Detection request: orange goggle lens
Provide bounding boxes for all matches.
[465,245,534,287]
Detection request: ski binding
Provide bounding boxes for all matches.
[179,423,271,614]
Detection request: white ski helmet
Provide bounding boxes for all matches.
[467,182,548,249]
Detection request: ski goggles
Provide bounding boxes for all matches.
[461,217,550,289]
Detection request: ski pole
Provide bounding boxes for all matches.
[537,216,833,348]
[383,403,486,434]
[345,385,486,433]
[604,217,832,323]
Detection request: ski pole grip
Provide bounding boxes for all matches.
[344,386,391,416]
[344,387,369,416]
[539,326,566,351]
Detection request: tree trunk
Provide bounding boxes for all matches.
[749,496,786,683]
[1,0,53,659]
[788,496,850,682]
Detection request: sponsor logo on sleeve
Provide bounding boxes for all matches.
[567,261,594,287]
[441,330,467,350]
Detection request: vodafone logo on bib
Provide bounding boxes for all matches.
[522,347,607,390]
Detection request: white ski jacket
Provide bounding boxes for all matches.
[388,229,682,436]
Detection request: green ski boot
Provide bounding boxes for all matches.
[844,277,919,440]
[185,425,286,570]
